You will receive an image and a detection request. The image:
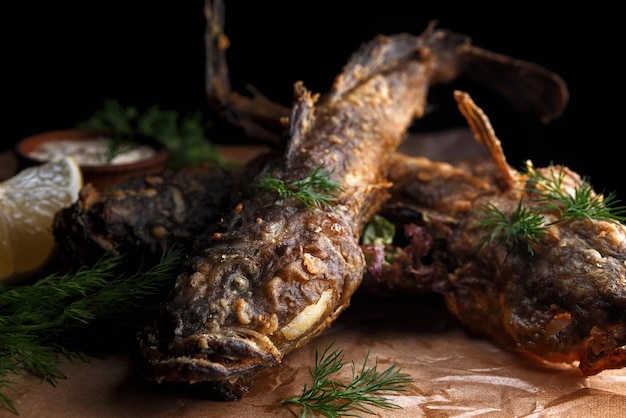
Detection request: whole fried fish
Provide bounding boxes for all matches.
[136,17,568,398]
[52,165,237,268]
[371,91,626,376]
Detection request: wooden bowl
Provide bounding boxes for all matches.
[14,129,169,190]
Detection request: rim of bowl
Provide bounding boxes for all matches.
[14,129,169,171]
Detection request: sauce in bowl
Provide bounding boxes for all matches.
[15,129,169,190]
[27,138,157,166]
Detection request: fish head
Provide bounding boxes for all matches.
[137,206,364,398]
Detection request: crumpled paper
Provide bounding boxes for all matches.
[10,290,626,418]
[8,130,626,417]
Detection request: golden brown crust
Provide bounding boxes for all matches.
[377,93,626,376]
[139,21,475,399]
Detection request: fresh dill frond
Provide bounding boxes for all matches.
[76,100,139,163]
[136,105,222,169]
[77,99,138,135]
[0,249,182,415]
[102,136,137,164]
[255,165,343,210]
[524,163,626,223]
[78,99,223,169]
[474,199,549,257]
[282,341,412,417]
[475,162,626,258]
[562,183,626,223]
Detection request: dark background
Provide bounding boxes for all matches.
[4,3,609,197]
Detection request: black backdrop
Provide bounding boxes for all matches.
[4,3,607,198]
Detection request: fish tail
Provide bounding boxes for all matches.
[458,42,569,123]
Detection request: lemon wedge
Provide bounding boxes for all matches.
[0,156,82,284]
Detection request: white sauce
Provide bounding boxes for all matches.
[28,138,157,166]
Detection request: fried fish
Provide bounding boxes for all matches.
[135,18,569,398]
[52,1,570,397]
[369,91,626,376]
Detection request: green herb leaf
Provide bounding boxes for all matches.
[475,162,626,258]
[525,163,626,223]
[77,100,138,135]
[78,99,223,169]
[282,341,412,417]
[474,199,549,258]
[361,214,396,247]
[255,165,343,210]
[102,136,137,164]
[0,249,182,414]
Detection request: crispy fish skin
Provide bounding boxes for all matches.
[137,27,507,399]
[52,165,236,268]
[379,91,626,376]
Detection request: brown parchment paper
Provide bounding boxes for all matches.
[6,130,626,417]
[9,291,626,418]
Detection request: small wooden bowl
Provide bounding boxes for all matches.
[14,129,169,190]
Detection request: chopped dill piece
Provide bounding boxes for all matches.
[524,162,626,223]
[0,249,182,415]
[255,165,343,210]
[282,341,412,417]
[474,199,549,257]
[476,162,626,258]
[78,99,223,169]
[102,136,137,164]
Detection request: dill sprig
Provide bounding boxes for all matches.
[475,162,626,258]
[282,341,412,417]
[255,165,344,210]
[0,250,181,415]
[475,199,549,258]
[525,163,626,223]
[102,136,137,164]
[78,99,223,169]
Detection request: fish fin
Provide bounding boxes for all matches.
[459,44,569,123]
[284,82,319,163]
[454,90,516,192]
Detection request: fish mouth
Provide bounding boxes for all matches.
[137,324,281,399]
[578,325,626,376]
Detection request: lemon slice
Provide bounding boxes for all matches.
[0,156,82,284]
